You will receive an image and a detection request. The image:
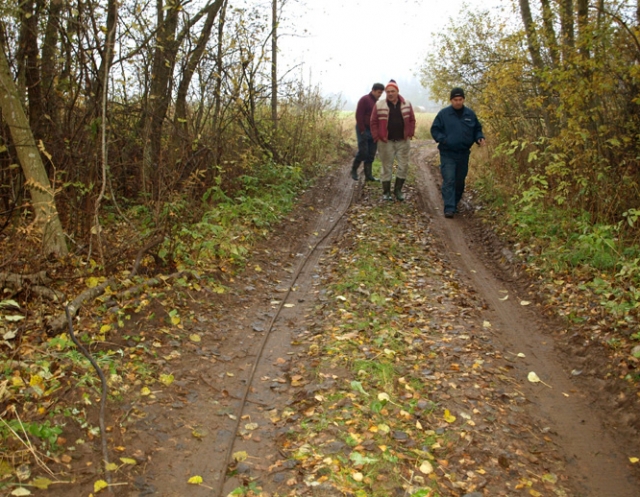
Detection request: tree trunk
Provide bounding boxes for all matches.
[560,0,575,62]
[518,0,557,136]
[577,0,590,57]
[271,0,278,131]
[540,0,559,67]
[18,0,44,138]
[0,43,68,256]
[174,0,225,138]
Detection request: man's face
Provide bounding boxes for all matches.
[372,89,383,100]
[451,96,465,109]
[385,87,398,103]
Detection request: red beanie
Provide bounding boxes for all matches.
[386,79,399,92]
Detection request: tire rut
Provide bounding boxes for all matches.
[413,140,639,497]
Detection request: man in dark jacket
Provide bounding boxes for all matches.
[352,83,385,181]
[430,87,485,218]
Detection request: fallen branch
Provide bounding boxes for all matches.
[46,236,165,335]
[0,271,50,288]
[65,305,112,488]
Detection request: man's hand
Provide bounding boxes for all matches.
[477,138,486,146]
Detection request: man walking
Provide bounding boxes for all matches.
[430,87,485,218]
[370,80,416,201]
[352,83,385,181]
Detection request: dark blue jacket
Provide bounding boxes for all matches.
[430,105,484,154]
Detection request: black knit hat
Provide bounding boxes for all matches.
[450,87,465,99]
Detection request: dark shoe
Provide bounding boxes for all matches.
[444,212,454,219]
[394,178,406,201]
[364,163,378,182]
[382,181,393,201]
[351,160,360,181]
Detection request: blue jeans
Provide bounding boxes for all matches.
[355,126,377,164]
[439,151,470,213]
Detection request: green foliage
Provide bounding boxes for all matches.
[425,2,640,336]
[0,419,63,452]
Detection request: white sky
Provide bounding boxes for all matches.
[279,0,510,107]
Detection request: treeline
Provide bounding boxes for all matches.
[0,0,343,260]
[424,0,639,226]
[422,0,640,331]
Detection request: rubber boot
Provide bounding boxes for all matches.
[394,178,406,201]
[364,163,378,182]
[382,181,393,201]
[351,159,360,180]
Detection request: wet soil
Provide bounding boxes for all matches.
[45,141,640,496]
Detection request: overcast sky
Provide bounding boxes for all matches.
[278,0,510,107]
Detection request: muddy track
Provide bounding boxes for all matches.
[114,164,360,497]
[86,141,640,497]
[413,140,640,497]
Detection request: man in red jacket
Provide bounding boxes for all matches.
[352,83,385,181]
[370,80,416,201]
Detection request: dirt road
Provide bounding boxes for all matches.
[65,141,639,497]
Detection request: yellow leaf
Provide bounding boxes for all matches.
[254,265,262,272]
[159,374,174,386]
[630,457,639,464]
[233,451,248,462]
[105,462,118,471]
[352,472,363,482]
[120,458,137,465]
[483,320,492,328]
[11,488,31,496]
[529,490,541,497]
[30,478,52,490]
[189,334,201,343]
[140,387,151,396]
[378,392,390,402]
[443,409,456,423]
[100,324,111,334]
[94,479,109,492]
[520,300,531,306]
[86,277,100,288]
[187,475,203,485]
[419,461,433,474]
[171,315,181,325]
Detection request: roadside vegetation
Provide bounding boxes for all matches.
[274,182,569,497]
[421,1,640,379]
[0,1,348,492]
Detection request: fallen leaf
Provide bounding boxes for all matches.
[120,458,137,465]
[233,451,248,462]
[527,371,552,388]
[443,409,456,423]
[630,457,639,464]
[159,374,174,386]
[11,488,31,496]
[29,478,51,490]
[187,475,203,485]
[419,461,433,474]
[483,321,492,328]
[520,300,531,306]
[94,479,109,493]
[189,334,201,342]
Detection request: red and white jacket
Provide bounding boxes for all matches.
[370,96,416,142]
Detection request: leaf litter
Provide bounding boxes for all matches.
[275,196,571,496]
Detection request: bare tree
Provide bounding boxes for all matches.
[0,42,67,256]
